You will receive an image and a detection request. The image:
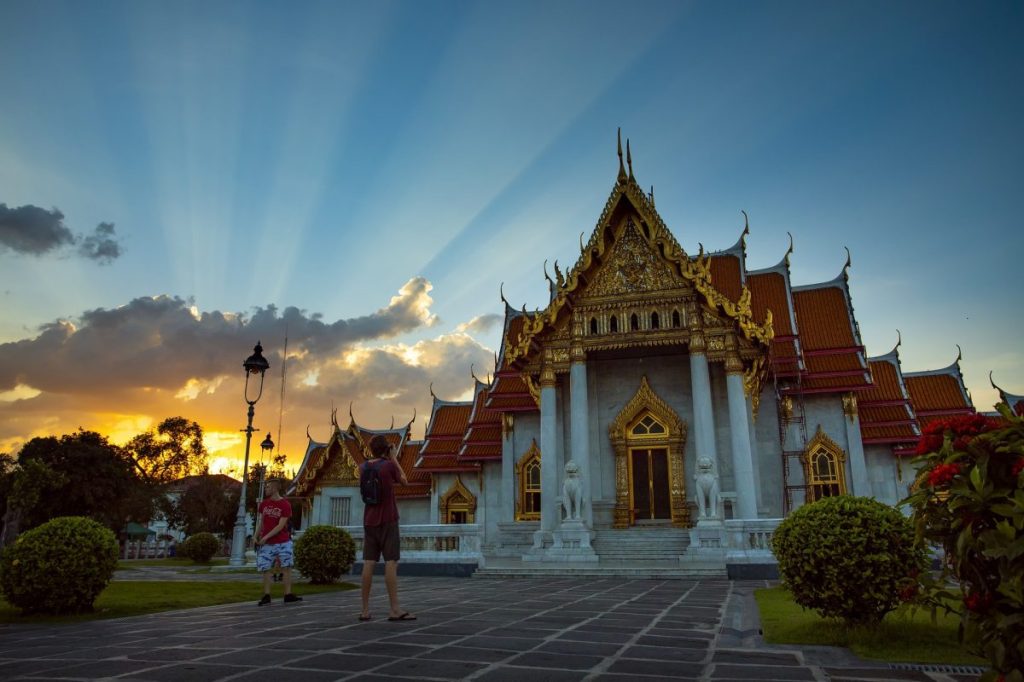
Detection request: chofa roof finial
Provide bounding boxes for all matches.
[955,344,963,363]
[843,246,852,276]
[471,363,481,383]
[390,415,395,429]
[616,128,626,184]
[499,281,508,306]
[785,232,794,266]
[348,401,355,424]
[895,329,902,352]
[626,138,634,181]
[579,231,586,253]
[543,259,553,285]
[429,382,437,400]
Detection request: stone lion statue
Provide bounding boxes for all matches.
[694,456,721,520]
[562,460,583,521]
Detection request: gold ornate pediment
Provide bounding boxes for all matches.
[506,178,773,369]
[585,219,679,298]
[609,376,685,439]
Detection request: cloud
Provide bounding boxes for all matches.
[0,203,75,255]
[0,278,494,458]
[0,202,123,263]
[455,313,503,334]
[78,222,121,264]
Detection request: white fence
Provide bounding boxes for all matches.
[724,518,781,557]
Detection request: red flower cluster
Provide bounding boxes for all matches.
[899,583,919,602]
[964,590,994,613]
[928,463,962,487]
[1013,458,1024,477]
[915,414,1003,455]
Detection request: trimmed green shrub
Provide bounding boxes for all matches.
[905,407,1023,681]
[178,532,220,563]
[0,516,118,615]
[772,495,925,625]
[294,525,356,584]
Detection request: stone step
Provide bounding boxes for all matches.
[472,566,726,579]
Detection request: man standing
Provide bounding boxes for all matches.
[359,435,416,621]
[256,480,301,606]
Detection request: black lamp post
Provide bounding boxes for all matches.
[229,342,270,566]
[255,433,274,523]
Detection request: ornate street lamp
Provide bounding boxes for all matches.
[257,433,274,512]
[229,341,270,566]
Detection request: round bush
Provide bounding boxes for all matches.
[178,532,220,563]
[294,525,356,584]
[0,516,118,615]
[772,495,925,625]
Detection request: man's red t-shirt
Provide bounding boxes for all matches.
[362,458,401,527]
[258,497,292,544]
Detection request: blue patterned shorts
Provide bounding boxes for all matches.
[257,540,294,572]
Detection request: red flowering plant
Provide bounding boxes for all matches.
[903,405,1024,681]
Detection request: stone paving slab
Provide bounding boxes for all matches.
[0,577,985,681]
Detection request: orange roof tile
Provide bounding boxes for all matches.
[792,287,857,350]
[416,455,478,472]
[859,359,918,443]
[904,374,971,413]
[427,403,472,438]
[708,254,743,303]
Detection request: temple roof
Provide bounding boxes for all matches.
[747,244,801,379]
[460,380,503,462]
[904,349,975,429]
[860,341,920,445]
[789,261,871,393]
[705,221,749,303]
[487,306,538,411]
[289,412,428,499]
[417,392,479,473]
[990,373,1024,416]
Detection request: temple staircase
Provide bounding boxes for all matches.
[474,525,727,578]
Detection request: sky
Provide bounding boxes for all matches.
[1,0,1021,473]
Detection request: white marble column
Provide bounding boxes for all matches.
[746,395,763,514]
[842,393,871,496]
[500,415,515,522]
[726,369,759,520]
[569,358,593,527]
[689,349,719,466]
[537,364,559,541]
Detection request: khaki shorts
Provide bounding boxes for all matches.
[363,521,400,562]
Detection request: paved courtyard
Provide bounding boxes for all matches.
[0,577,983,681]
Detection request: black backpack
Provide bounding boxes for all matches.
[360,460,383,505]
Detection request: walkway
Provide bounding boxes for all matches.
[0,577,982,681]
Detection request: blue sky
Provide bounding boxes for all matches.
[0,0,1021,463]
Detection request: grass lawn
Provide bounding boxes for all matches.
[755,586,985,666]
[116,558,229,570]
[0,580,356,625]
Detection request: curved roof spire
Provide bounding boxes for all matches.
[499,281,508,306]
[470,363,481,384]
[785,231,794,266]
[843,246,852,279]
[956,344,963,363]
[429,382,437,400]
[626,138,634,182]
[741,210,750,245]
[616,128,627,184]
[406,407,416,427]
[894,328,902,353]
[390,415,395,429]
[579,231,586,253]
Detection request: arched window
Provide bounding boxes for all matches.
[804,427,847,502]
[630,313,639,331]
[590,317,598,335]
[516,441,541,521]
[629,412,667,437]
[440,477,477,524]
[672,310,681,328]
[651,312,660,329]
[610,315,618,333]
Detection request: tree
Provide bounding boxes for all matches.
[13,431,155,532]
[127,417,209,484]
[165,475,239,536]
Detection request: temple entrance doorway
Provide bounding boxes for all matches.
[629,447,672,522]
[610,377,690,529]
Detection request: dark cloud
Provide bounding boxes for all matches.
[0,203,75,255]
[78,222,121,264]
[0,203,122,263]
[0,279,495,455]
[0,277,440,395]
